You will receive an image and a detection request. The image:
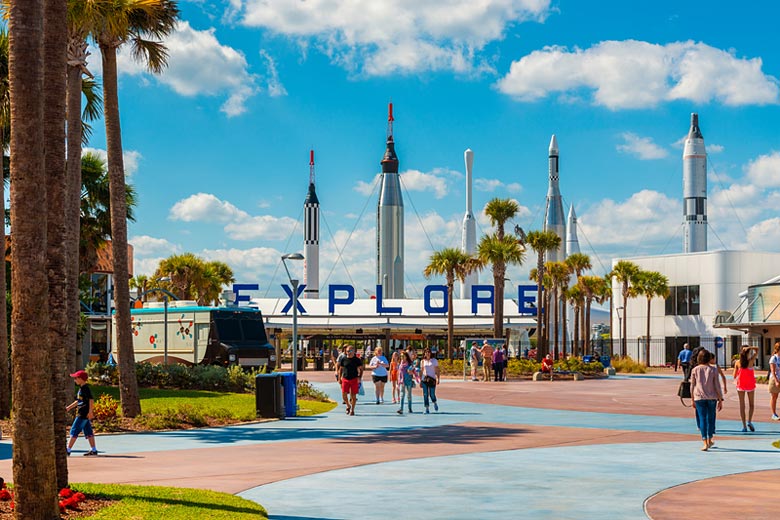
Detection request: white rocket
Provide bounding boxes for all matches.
[377,103,404,298]
[460,149,477,299]
[543,134,566,262]
[565,204,580,257]
[303,150,319,299]
[683,113,707,253]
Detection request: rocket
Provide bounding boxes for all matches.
[565,204,580,257]
[683,113,707,253]
[543,134,566,262]
[303,150,319,299]
[376,103,405,299]
[460,149,478,299]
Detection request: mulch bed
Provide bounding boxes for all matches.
[0,496,116,518]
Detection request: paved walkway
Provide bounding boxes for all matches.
[1,371,778,519]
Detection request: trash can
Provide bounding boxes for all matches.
[278,372,297,418]
[583,355,593,364]
[600,355,611,368]
[315,356,324,371]
[256,373,285,419]
[297,356,305,371]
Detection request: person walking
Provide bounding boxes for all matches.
[493,345,505,382]
[368,346,390,404]
[480,340,494,382]
[769,342,780,421]
[690,349,724,451]
[420,348,440,414]
[66,370,98,456]
[389,350,401,404]
[396,351,418,414]
[733,345,759,432]
[470,343,480,381]
[678,343,693,381]
[338,346,364,416]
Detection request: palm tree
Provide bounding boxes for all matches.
[567,284,584,356]
[632,270,670,366]
[424,248,478,358]
[477,233,525,340]
[97,0,179,418]
[579,275,606,356]
[196,260,235,305]
[0,27,10,420]
[130,274,150,304]
[9,0,59,514]
[156,252,202,300]
[546,261,569,357]
[44,0,72,491]
[484,198,519,239]
[610,260,640,358]
[564,253,591,355]
[526,230,561,359]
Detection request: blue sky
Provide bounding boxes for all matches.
[82,0,780,298]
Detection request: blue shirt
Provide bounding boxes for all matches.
[678,349,692,363]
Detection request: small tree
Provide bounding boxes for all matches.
[632,270,670,366]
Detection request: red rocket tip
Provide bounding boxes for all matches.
[309,150,314,165]
[388,103,394,122]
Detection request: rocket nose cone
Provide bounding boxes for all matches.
[549,134,558,154]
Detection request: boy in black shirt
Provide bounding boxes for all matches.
[338,347,364,415]
[66,370,98,456]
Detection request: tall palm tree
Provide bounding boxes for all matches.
[564,252,591,355]
[526,230,561,359]
[0,27,10,420]
[632,270,670,366]
[567,284,584,356]
[484,198,519,239]
[196,260,235,305]
[9,0,59,514]
[547,261,569,357]
[156,252,202,300]
[44,0,71,491]
[579,275,606,356]
[424,248,478,358]
[610,260,640,358]
[130,274,150,303]
[97,0,179,418]
[477,233,525,341]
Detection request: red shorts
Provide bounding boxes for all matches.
[341,377,359,395]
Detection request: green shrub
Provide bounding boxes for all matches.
[611,356,646,374]
[92,393,120,430]
[85,362,118,385]
[191,365,229,390]
[438,359,464,375]
[553,357,604,374]
[297,379,330,402]
[507,358,540,375]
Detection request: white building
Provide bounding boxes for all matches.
[612,250,780,366]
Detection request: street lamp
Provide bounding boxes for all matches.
[616,306,624,358]
[282,253,304,375]
[156,277,172,365]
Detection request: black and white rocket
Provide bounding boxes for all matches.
[683,113,707,253]
[460,149,477,298]
[377,103,404,299]
[543,134,566,262]
[565,204,580,257]
[303,150,319,299]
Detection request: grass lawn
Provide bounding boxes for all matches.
[91,385,336,430]
[71,483,267,519]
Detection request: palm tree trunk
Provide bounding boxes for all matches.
[552,287,559,358]
[622,292,628,358]
[0,130,9,420]
[585,298,593,357]
[560,293,567,357]
[573,306,579,357]
[493,264,504,340]
[447,276,454,359]
[645,298,651,367]
[9,0,59,514]
[544,290,551,359]
[100,43,141,417]
[44,0,70,490]
[65,50,83,373]
[536,254,544,360]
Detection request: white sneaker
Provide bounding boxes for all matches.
[772,414,780,421]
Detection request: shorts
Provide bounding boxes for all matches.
[70,416,94,438]
[372,375,388,383]
[341,377,360,395]
[769,377,780,394]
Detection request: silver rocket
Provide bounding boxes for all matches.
[543,134,566,262]
[303,150,320,299]
[377,103,404,299]
[565,204,580,257]
[683,113,707,253]
[460,148,478,299]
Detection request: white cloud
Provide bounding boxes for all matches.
[745,151,780,188]
[497,40,780,109]
[617,132,668,160]
[355,168,453,198]
[113,21,260,116]
[474,178,523,193]
[129,235,179,256]
[354,174,381,196]
[259,49,287,97]
[82,147,143,176]
[746,217,780,249]
[708,144,724,153]
[133,256,166,277]
[169,193,298,241]
[235,0,551,75]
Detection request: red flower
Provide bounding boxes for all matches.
[59,488,73,498]
[59,501,66,513]
[74,492,86,502]
[0,489,12,501]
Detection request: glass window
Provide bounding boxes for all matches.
[215,317,242,342]
[665,287,676,316]
[676,285,688,315]
[241,318,267,343]
[688,285,700,315]
[91,273,109,314]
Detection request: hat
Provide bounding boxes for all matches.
[69,370,88,380]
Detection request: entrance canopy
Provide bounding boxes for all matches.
[251,297,537,337]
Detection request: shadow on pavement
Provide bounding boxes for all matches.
[333,423,528,445]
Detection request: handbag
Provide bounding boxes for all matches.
[423,375,437,386]
[677,380,691,407]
